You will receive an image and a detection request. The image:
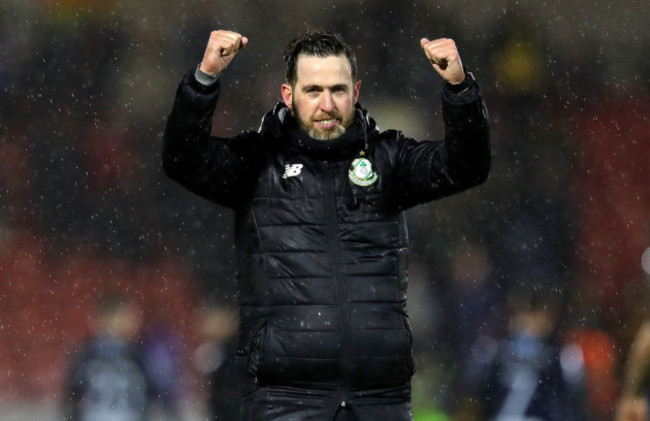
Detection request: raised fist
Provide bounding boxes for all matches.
[420,37,465,85]
[199,30,248,76]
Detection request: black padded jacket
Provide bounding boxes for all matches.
[162,69,490,419]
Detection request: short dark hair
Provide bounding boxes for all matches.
[283,31,358,86]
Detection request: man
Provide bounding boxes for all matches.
[162,29,490,421]
[457,287,589,421]
[64,295,153,421]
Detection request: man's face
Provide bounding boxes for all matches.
[281,54,361,140]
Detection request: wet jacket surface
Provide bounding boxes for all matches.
[162,70,490,420]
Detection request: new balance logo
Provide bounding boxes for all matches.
[282,164,303,179]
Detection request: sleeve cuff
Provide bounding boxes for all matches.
[194,65,219,86]
[442,70,480,104]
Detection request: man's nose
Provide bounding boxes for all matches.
[320,91,333,111]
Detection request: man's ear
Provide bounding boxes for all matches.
[281,83,293,109]
[353,80,361,104]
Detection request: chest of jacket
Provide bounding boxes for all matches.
[234,146,409,302]
[253,148,398,222]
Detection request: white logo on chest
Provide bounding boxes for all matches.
[349,157,378,186]
[282,163,304,179]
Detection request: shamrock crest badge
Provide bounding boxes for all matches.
[349,156,378,186]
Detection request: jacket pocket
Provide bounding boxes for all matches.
[402,315,413,344]
[247,319,269,379]
[401,315,415,377]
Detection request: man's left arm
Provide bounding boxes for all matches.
[439,65,491,188]
[396,38,490,205]
[422,37,490,184]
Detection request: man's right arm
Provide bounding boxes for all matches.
[161,31,252,207]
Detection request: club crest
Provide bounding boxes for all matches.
[348,157,378,186]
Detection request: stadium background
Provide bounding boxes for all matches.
[1,0,649,419]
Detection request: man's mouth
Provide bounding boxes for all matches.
[314,118,339,130]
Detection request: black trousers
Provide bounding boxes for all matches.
[239,380,412,421]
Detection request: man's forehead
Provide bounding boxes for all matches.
[295,54,353,77]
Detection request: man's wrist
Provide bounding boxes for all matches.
[445,68,475,94]
[195,65,220,86]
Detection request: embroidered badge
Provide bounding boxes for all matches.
[282,163,303,179]
[348,157,378,186]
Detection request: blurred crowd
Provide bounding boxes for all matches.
[1,0,649,420]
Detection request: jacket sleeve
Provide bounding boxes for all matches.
[394,75,491,207]
[161,69,262,208]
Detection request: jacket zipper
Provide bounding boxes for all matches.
[323,161,351,402]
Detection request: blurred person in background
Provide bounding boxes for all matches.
[192,300,240,420]
[439,242,503,388]
[616,319,650,421]
[140,321,185,420]
[63,294,153,421]
[455,286,589,421]
[162,29,490,421]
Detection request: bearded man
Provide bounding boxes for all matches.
[162,29,490,421]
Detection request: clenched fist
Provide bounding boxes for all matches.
[199,30,248,76]
[420,37,465,85]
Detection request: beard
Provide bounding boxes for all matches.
[292,102,355,141]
